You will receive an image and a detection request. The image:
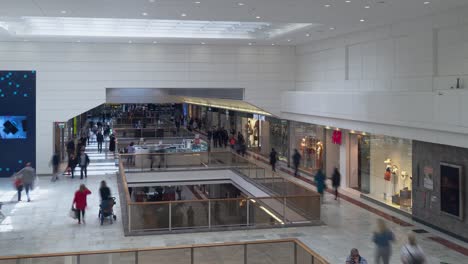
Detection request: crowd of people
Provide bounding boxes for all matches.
[7,113,432,263]
[345,220,426,263]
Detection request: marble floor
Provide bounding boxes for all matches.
[0,147,467,263]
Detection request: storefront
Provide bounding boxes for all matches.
[289,121,326,173]
[267,118,289,162]
[236,114,262,149]
[353,134,413,212]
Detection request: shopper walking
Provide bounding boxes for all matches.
[269,148,278,172]
[78,150,90,179]
[126,142,135,166]
[96,131,104,153]
[14,162,36,202]
[99,180,111,201]
[50,152,61,182]
[292,149,301,177]
[109,134,116,153]
[332,167,341,200]
[66,138,75,158]
[72,184,91,224]
[400,233,426,264]
[67,153,78,178]
[372,219,395,264]
[14,175,23,202]
[314,168,326,202]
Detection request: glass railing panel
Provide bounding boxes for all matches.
[128,203,170,232]
[210,199,247,227]
[138,248,190,264]
[80,252,135,264]
[296,245,313,264]
[246,242,294,264]
[165,153,205,167]
[0,260,16,264]
[248,198,284,227]
[284,196,320,223]
[17,256,77,264]
[193,245,244,264]
[171,201,209,229]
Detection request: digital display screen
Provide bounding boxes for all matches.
[0,116,27,139]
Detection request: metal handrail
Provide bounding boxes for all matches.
[0,238,329,264]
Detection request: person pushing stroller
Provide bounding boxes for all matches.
[99,181,116,225]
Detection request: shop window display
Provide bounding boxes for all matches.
[290,122,324,173]
[366,135,413,211]
[242,115,263,148]
[269,118,288,162]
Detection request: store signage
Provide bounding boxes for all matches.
[332,130,342,145]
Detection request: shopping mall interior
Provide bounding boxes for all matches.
[1,1,468,263]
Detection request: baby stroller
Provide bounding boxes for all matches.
[98,197,117,225]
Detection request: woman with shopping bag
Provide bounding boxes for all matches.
[72,184,91,224]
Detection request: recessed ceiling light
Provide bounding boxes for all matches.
[345,0,351,3]
[305,33,311,37]
[128,40,132,43]
[256,16,261,19]
[248,42,252,45]
[424,1,430,4]
[60,10,67,14]
[329,27,335,30]
[324,4,331,7]
[194,1,201,4]
[287,39,291,42]
[153,41,157,44]
[271,43,275,46]
[181,13,187,17]
[201,42,205,44]
[77,40,81,42]
[238,2,245,6]
[360,19,365,22]
[365,5,370,8]
[142,12,148,16]
[149,0,156,3]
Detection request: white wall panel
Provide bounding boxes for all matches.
[0,42,295,174]
[286,7,468,151]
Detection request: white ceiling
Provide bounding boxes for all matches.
[0,0,467,45]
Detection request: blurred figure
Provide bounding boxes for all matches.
[187,205,194,226]
[14,175,23,202]
[346,248,368,264]
[66,138,75,158]
[292,149,301,177]
[332,167,341,200]
[67,153,78,178]
[99,180,111,201]
[314,168,326,202]
[400,233,426,264]
[96,131,104,153]
[126,142,135,165]
[78,150,90,179]
[109,134,116,153]
[50,152,60,182]
[72,184,91,224]
[372,219,395,264]
[14,162,36,202]
[176,186,182,200]
[269,148,277,172]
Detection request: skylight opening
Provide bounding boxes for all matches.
[0,17,314,40]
